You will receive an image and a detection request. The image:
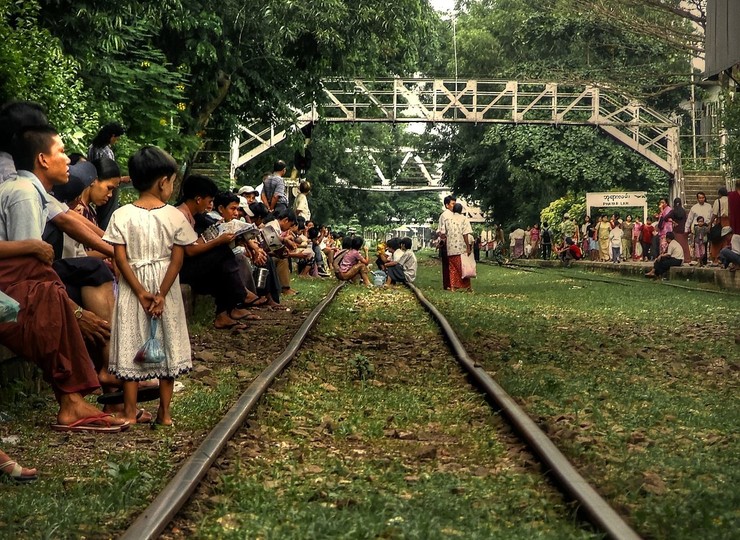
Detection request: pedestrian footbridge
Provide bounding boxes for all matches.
[230,78,682,195]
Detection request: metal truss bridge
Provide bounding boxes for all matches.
[229,78,683,195]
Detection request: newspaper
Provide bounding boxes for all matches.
[201,220,259,243]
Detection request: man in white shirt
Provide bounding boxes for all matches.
[0,101,114,258]
[645,231,683,278]
[685,192,713,234]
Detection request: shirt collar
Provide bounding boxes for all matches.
[16,170,49,211]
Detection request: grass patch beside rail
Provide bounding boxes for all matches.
[415,251,739,539]
[187,286,601,539]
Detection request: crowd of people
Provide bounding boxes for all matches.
[0,100,425,481]
[0,97,738,483]
[475,187,740,278]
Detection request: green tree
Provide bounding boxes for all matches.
[37,0,443,164]
[431,0,689,227]
[0,0,99,146]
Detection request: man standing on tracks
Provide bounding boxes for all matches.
[438,195,456,290]
[260,160,289,215]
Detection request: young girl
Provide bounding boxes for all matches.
[103,147,197,426]
[337,236,372,285]
[693,216,709,266]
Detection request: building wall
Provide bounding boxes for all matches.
[706,0,740,76]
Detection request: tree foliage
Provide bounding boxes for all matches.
[0,0,99,147]
[35,0,442,162]
[430,0,691,228]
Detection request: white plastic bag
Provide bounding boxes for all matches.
[461,252,477,279]
[133,318,166,364]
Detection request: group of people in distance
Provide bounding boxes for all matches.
[477,184,740,279]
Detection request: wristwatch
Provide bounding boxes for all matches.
[74,306,83,319]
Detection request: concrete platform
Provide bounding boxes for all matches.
[509,259,740,291]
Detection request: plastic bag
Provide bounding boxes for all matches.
[0,290,20,323]
[461,252,477,279]
[133,318,166,364]
[371,270,387,287]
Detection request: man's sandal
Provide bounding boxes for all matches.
[0,460,38,483]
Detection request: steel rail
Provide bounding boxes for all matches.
[120,282,345,540]
[407,283,642,540]
[503,261,739,296]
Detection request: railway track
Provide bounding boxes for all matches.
[121,282,640,540]
[487,259,739,296]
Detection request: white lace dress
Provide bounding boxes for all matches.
[103,204,197,380]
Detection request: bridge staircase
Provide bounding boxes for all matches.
[682,171,728,204]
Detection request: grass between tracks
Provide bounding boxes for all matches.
[411,252,739,540]
[0,277,335,539]
[187,286,599,539]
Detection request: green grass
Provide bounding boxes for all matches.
[0,276,334,540]
[414,251,739,539]
[194,286,602,539]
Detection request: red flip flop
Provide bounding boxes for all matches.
[51,413,129,433]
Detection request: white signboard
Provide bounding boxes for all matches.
[586,191,648,221]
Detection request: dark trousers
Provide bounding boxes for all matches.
[42,221,64,261]
[654,257,682,276]
[541,243,552,260]
[386,264,407,284]
[180,244,245,314]
[640,240,652,260]
[440,246,450,289]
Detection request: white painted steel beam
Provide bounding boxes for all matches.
[231,78,682,191]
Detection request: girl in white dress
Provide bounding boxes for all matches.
[103,147,197,426]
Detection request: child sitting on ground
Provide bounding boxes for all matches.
[332,236,352,277]
[337,236,371,285]
[104,146,197,426]
[384,237,417,284]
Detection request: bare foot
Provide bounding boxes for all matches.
[229,307,251,320]
[57,393,128,427]
[0,450,36,480]
[215,312,246,329]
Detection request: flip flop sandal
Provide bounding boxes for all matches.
[245,296,269,307]
[97,385,161,405]
[136,409,153,423]
[214,321,248,331]
[0,460,37,483]
[51,413,129,434]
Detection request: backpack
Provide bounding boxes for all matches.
[542,227,551,243]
